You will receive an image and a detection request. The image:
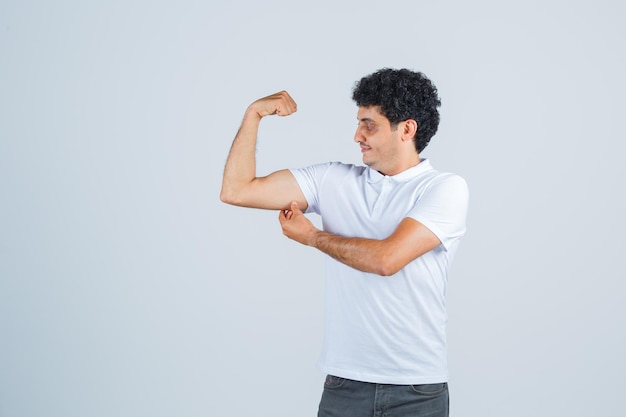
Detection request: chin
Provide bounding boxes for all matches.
[363,158,377,169]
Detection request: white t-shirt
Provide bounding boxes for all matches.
[290,159,469,385]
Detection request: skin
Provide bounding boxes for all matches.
[354,105,420,176]
[221,91,441,276]
[220,91,307,210]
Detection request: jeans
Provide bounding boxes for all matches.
[318,375,449,417]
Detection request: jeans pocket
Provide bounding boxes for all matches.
[410,382,448,396]
[323,375,347,389]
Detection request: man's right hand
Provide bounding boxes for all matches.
[247,91,298,119]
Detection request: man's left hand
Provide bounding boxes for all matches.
[278,201,318,246]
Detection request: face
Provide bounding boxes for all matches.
[354,106,403,175]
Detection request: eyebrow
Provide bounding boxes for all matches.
[358,117,376,123]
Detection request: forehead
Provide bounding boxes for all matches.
[356,106,389,124]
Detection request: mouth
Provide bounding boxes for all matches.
[359,143,371,153]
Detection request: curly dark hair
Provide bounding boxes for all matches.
[352,68,441,153]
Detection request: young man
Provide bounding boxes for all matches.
[221,68,469,417]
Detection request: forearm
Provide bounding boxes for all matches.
[311,231,397,276]
[220,110,262,204]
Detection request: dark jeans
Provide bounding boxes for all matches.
[318,375,449,417]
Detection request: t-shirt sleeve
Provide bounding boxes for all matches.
[407,173,469,250]
[289,162,336,215]
[289,162,354,214]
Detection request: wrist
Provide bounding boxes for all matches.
[243,107,263,123]
[309,230,324,248]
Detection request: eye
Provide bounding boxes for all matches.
[357,121,377,133]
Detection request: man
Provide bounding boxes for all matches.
[221,68,468,417]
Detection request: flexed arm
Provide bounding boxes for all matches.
[220,91,308,210]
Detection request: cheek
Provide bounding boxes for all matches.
[356,127,378,140]
[363,127,379,139]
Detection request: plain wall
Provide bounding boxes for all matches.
[1,1,624,416]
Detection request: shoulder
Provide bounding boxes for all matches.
[410,165,469,205]
[431,172,468,189]
[419,171,469,207]
[418,161,468,192]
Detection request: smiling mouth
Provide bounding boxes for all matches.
[359,143,371,152]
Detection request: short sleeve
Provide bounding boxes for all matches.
[407,173,469,250]
[290,162,356,215]
[289,162,333,214]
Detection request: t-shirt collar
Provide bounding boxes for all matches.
[366,159,433,183]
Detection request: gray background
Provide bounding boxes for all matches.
[1,1,624,416]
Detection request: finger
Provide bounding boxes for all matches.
[275,91,297,116]
[290,201,302,215]
[278,209,293,220]
[275,104,296,116]
[285,92,297,113]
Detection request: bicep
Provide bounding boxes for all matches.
[239,169,308,210]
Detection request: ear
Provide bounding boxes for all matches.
[400,119,418,142]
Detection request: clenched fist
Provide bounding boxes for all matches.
[247,91,298,119]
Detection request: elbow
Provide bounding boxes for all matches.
[219,188,231,204]
[376,266,401,277]
[220,180,257,207]
[219,187,239,206]
[220,187,257,208]
[373,254,402,277]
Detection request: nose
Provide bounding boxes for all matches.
[354,126,365,143]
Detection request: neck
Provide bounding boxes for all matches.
[379,154,421,176]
